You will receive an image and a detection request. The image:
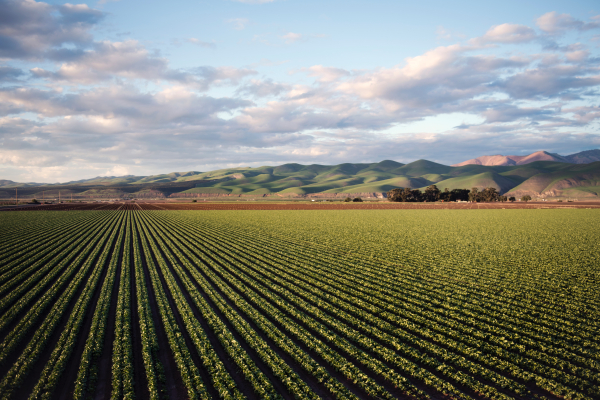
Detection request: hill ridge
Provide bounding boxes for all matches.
[2,156,600,200]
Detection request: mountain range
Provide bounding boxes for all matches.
[1,149,599,200]
[452,149,600,167]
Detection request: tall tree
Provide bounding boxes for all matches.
[468,188,479,202]
[401,187,413,202]
[480,187,499,202]
[387,188,403,202]
[424,185,441,202]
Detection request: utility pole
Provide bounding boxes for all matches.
[59,191,61,203]
[43,191,44,202]
[15,188,17,206]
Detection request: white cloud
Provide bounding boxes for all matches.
[536,12,600,34]
[30,40,173,83]
[0,0,104,60]
[1,3,600,182]
[28,40,256,88]
[476,23,537,44]
[103,165,129,176]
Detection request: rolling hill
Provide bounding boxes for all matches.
[2,158,600,200]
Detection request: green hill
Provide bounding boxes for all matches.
[2,159,600,199]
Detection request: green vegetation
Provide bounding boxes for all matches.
[2,160,600,200]
[0,210,598,399]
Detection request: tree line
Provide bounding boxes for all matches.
[387,185,531,202]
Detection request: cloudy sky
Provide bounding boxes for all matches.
[1,0,599,182]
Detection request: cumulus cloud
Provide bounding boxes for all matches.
[334,44,529,115]
[536,12,600,34]
[475,23,537,44]
[0,0,104,60]
[0,85,252,124]
[0,65,25,81]
[493,65,600,99]
[29,40,177,83]
[1,4,600,182]
[27,40,256,88]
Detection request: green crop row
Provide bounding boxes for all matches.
[0,213,123,400]
[0,209,597,400]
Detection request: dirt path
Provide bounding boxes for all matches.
[4,201,599,211]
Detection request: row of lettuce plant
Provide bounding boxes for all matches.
[27,213,125,400]
[225,211,600,333]
[142,212,395,400]
[131,213,166,400]
[0,212,104,276]
[0,212,114,314]
[159,211,597,399]
[162,216,471,400]
[135,214,211,400]
[195,214,599,350]
[0,212,123,400]
[142,212,411,400]
[111,213,135,399]
[210,227,599,397]
[73,213,127,400]
[139,211,318,400]
[192,215,600,371]
[192,228,526,400]
[136,212,271,399]
[0,212,122,363]
[0,212,95,260]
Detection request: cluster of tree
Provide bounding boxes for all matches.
[387,186,470,202]
[344,197,363,202]
[468,187,501,202]
[387,185,532,203]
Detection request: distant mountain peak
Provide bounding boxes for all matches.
[452,149,597,167]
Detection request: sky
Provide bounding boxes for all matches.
[1,0,599,183]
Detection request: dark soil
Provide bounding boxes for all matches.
[3,201,600,211]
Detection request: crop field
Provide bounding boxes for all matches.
[0,209,598,400]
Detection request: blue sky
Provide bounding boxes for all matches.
[1,0,599,182]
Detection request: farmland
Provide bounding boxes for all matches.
[0,209,598,399]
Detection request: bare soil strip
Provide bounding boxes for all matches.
[3,201,598,211]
